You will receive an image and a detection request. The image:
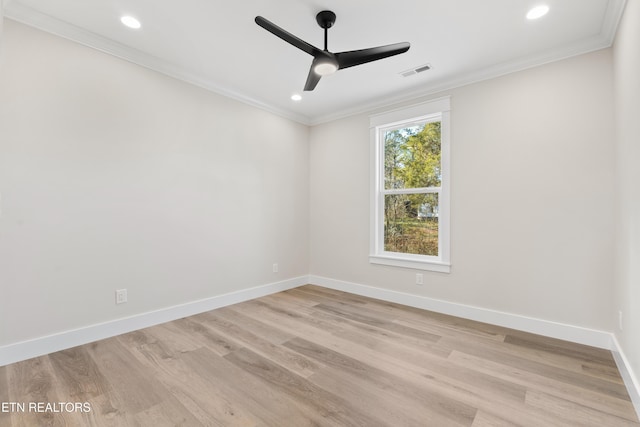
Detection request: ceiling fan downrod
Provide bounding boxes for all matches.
[316,10,336,51]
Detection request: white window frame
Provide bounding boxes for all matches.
[369,97,451,273]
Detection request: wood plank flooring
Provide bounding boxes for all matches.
[1,285,638,426]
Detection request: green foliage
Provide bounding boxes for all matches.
[384,121,441,189]
[384,194,439,256]
[383,121,441,256]
[384,217,439,256]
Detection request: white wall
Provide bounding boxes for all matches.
[0,20,309,346]
[613,0,640,395]
[310,48,615,332]
[0,11,627,367]
[0,3,3,50]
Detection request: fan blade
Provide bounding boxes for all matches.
[304,60,322,91]
[335,42,410,70]
[255,16,322,56]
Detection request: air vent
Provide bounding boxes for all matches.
[400,63,432,77]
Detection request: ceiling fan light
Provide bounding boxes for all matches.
[314,62,338,76]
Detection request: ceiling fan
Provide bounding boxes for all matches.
[255,10,410,91]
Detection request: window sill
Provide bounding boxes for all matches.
[369,254,451,273]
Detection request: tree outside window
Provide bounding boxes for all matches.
[369,97,450,272]
[383,121,441,256]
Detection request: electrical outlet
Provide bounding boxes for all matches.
[618,310,623,331]
[416,273,424,285]
[273,263,279,273]
[115,289,127,305]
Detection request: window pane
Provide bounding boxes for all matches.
[384,121,441,190]
[384,193,439,256]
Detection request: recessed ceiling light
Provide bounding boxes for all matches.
[526,5,549,20]
[291,94,302,102]
[120,15,141,29]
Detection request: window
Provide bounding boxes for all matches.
[370,97,450,272]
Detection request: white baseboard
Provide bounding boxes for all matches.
[0,276,308,367]
[3,272,638,421]
[611,334,640,420]
[310,276,640,419]
[311,275,640,420]
[308,275,613,349]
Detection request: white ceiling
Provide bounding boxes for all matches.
[3,0,626,125]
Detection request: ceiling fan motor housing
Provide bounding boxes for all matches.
[316,11,336,29]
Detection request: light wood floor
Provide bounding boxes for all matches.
[1,285,638,426]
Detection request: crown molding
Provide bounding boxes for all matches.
[2,0,312,125]
[308,31,614,125]
[3,0,626,127]
[602,0,628,45]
